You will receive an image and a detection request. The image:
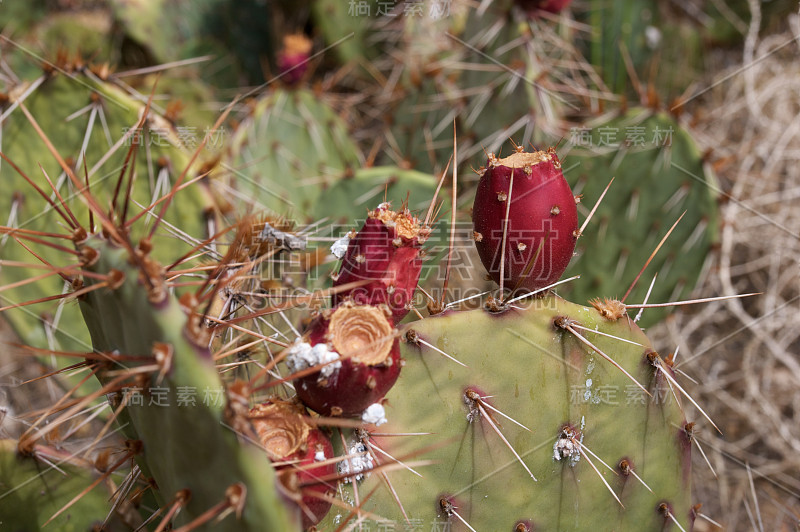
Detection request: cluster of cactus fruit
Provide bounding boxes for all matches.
[0,3,735,531]
[0,107,697,529]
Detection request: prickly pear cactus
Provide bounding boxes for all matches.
[0,440,111,530]
[109,0,273,86]
[472,148,579,293]
[352,0,608,174]
[562,108,719,326]
[379,1,540,173]
[582,0,658,96]
[330,295,693,530]
[0,69,213,354]
[223,88,361,221]
[311,0,380,69]
[313,166,452,294]
[74,234,298,531]
[317,166,445,224]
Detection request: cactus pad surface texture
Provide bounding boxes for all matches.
[321,294,694,531]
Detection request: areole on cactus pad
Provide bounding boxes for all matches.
[472,147,579,295]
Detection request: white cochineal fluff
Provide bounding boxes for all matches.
[330,234,352,259]
[285,340,341,382]
[361,403,388,426]
[553,427,583,467]
[338,441,374,483]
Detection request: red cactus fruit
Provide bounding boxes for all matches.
[277,34,312,86]
[249,398,336,529]
[471,147,578,294]
[288,303,401,417]
[332,203,430,323]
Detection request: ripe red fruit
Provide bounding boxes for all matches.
[249,398,336,529]
[289,303,401,417]
[471,148,578,294]
[332,203,430,323]
[277,34,312,86]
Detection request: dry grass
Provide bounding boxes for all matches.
[650,4,800,529]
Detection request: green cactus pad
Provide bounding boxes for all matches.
[327,295,693,530]
[223,88,361,223]
[77,236,298,531]
[0,70,213,354]
[582,0,658,96]
[0,440,110,531]
[109,0,272,86]
[562,108,719,326]
[316,166,441,223]
[311,0,380,69]
[382,3,538,174]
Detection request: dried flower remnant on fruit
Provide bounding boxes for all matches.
[248,399,335,528]
[492,149,553,168]
[327,303,394,365]
[277,34,312,85]
[249,400,309,460]
[294,303,402,417]
[286,340,341,381]
[368,203,429,242]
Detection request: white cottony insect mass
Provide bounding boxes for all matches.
[285,340,341,381]
[361,403,388,426]
[338,441,374,483]
[330,234,352,259]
